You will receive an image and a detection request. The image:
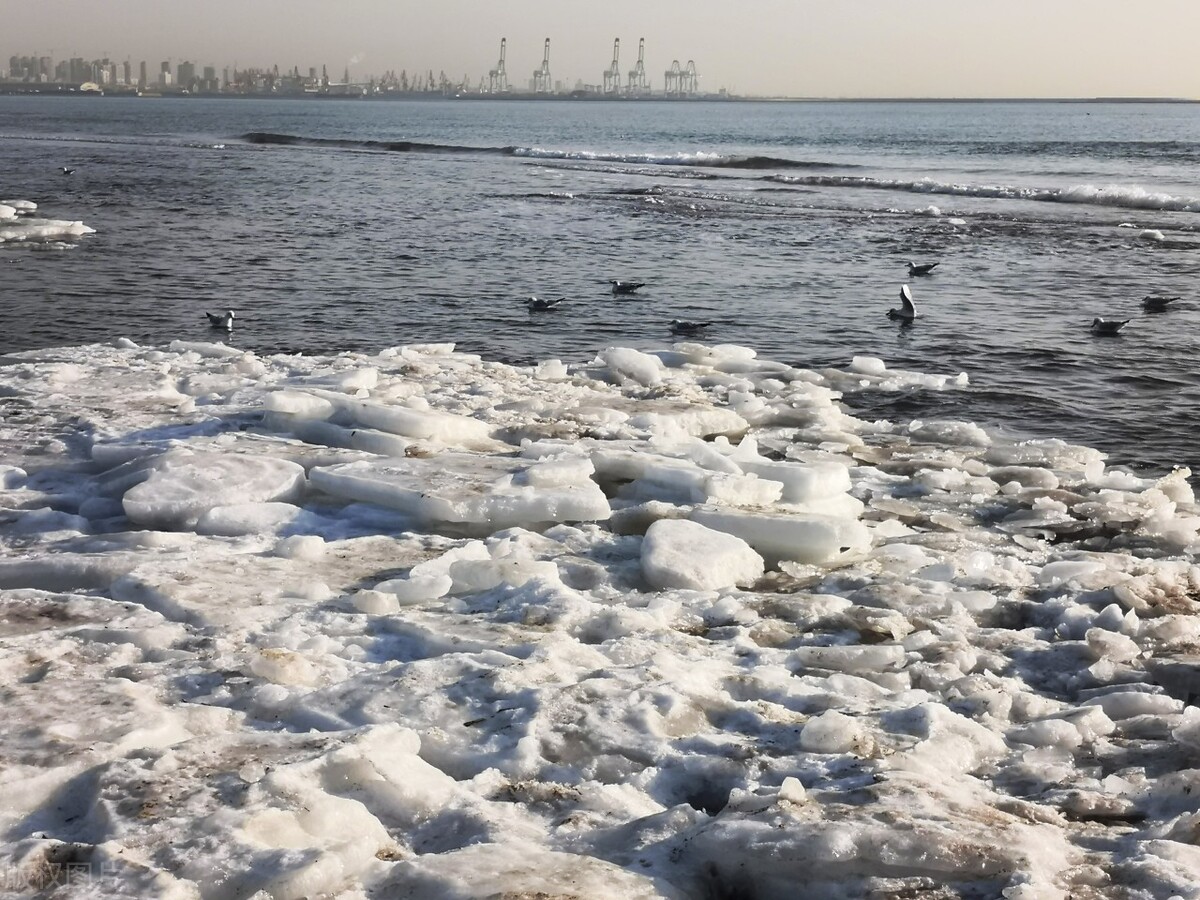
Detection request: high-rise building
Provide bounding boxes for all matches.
[177,60,195,91]
[139,61,147,89]
[122,60,131,86]
[39,57,52,81]
[159,61,170,88]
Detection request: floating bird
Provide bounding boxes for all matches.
[887,285,916,322]
[610,280,646,295]
[526,296,565,311]
[205,310,235,330]
[60,167,75,176]
[1142,295,1181,312]
[906,260,939,277]
[669,319,712,335]
[1090,317,1129,335]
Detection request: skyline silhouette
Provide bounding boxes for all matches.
[4,0,1200,99]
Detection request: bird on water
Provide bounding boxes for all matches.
[669,319,712,335]
[1142,295,1181,312]
[906,260,939,277]
[526,296,565,311]
[610,280,646,295]
[60,167,75,176]
[887,285,916,322]
[205,310,235,330]
[1090,318,1129,335]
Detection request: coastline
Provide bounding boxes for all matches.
[0,83,1196,103]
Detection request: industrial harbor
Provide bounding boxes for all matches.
[3,37,726,99]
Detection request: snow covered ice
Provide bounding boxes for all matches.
[1,337,1199,899]
[0,198,95,247]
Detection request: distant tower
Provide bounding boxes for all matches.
[533,38,552,93]
[603,38,621,94]
[626,38,648,94]
[489,37,508,93]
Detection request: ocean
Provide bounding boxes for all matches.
[3,96,1198,479]
[3,95,1200,898]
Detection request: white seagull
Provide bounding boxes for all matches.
[205,310,235,330]
[60,167,75,176]
[1090,317,1129,335]
[1142,295,1181,312]
[610,280,646,295]
[907,260,939,276]
[526,296,565,311]
[887,285,916,322]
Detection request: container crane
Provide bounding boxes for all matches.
[533,38,552,93]
[602,38,621,94]
[683,60,699,95]
[664,59,681,96]
[488,37,508,93]
[626,38,648,94]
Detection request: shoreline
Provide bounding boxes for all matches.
[0,85,1196,104]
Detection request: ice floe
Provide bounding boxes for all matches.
[0,337,1198,898]
[0,198,94,246]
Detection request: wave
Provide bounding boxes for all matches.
[765,173,1200,213]
[240,131,511,155]
[238,132,850,171]
[514,146,846,170]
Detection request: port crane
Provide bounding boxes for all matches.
[488,38,508,93]
[664,60,681,96]
[602,38,621,94]
[533,38,552,93]
[626,38,648,94]
[664,59,699,96]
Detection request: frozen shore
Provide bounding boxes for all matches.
[0,336,1198,899]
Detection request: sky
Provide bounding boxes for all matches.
[4,0,1200,99]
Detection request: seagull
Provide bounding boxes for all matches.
[60,167,75,176]
[906,260,939,277]
[610,280,646,295]
[1142,295,1181,312]
[205,310,235,330]
[669,319,712,335]
[526,296,565,311]
[1090,317,1129,335]
[887,285,916,322]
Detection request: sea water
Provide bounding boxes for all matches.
[1,96,1199,476]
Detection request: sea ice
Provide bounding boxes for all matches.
[122,450,306,530]
[641,519,764,590]
[0,335,1197,900]
[310,453,611,531]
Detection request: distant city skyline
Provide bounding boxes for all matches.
[4,0,1200,99]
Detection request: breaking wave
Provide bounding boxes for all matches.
[766,173,1200,213]
[239,132,850,170]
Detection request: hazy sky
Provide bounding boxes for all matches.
[5,0,1200,98]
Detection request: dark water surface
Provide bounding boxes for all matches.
[2,96,1198,477]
